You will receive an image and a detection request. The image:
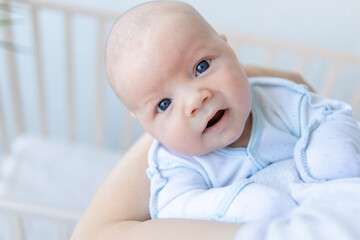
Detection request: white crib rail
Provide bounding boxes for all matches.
[0,197,81,240]
[0,89,9,153]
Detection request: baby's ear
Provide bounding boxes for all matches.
[220,34,228,43]
[130,112,137,118]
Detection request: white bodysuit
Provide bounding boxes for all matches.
[146,77,360,223]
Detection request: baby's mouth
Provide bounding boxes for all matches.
[206,110,225,129]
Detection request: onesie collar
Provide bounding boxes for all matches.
[216,87,263,157]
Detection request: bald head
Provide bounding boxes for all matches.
[105,1,218,106]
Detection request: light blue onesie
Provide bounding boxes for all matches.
[146,77,360,223]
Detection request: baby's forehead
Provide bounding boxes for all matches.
[112,1,213,41]
[107,1,217,107]
[107,3,190,69]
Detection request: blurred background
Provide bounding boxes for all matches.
[0,0,359,239]
[1,0,360,153]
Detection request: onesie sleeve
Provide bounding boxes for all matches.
[293,88,360,182]
[147,141,296,223]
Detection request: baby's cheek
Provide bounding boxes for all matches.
[155,116,206,156]
[167,132,208,156]
[166,132,196,155]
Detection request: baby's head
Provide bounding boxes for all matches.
[106,0,252,156]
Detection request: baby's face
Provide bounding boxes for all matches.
[113,14,251,156]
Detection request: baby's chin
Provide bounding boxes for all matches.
[158,132,243,156]
[170,147,212,157]
[165,141,229,157]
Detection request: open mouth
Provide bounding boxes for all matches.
[206,110,225,129]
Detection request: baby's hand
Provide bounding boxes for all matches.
[295,107,360,182]
[225,183,297,222]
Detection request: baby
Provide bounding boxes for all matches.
[105,1,360,223]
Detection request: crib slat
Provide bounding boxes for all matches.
[65,11,75,141]
[350,84,360,118]
[31,6,48,136]
[295,54,309,74]
[0,197,81,222]
[9,213,25,240]
[263,49,275,67]
[95,17,106,147]
[56,224,69,240]
[231,41,243,58]
[319,61,342,97]
[2,11,24,136]
[122,110,134,150]
[0,89,10,154]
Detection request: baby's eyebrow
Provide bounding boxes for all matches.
[142,101,158,118]
[138,94,158,112]
[189,44,208,60]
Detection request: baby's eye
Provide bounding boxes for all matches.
[195,60,211,77]
[157,98,172,112]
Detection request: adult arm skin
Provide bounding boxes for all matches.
[244,65,315,92]
[71,66,313,240]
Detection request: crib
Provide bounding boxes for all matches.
[0,0,360,239]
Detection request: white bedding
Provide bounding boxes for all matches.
[0,135,123,239]
[235,160,360,240]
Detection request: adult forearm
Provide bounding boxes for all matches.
[71,133,153,239]
[73,216,241,240]
[243,65,315,92]
[98,219,241,240]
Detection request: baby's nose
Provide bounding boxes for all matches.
[185,89,212,117]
